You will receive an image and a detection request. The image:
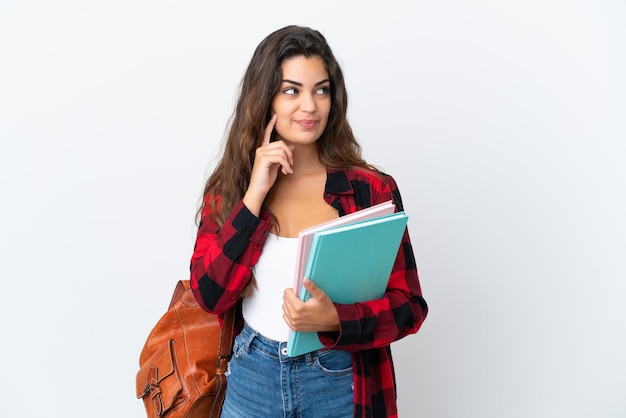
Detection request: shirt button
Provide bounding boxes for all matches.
[281,347,288,356]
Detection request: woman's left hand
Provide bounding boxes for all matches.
[283,279,340,332]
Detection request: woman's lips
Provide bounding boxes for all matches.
[295,119,317,129]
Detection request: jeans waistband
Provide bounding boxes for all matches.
[241,321,323,362]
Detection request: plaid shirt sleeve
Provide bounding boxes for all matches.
[189,198,272,315]
[318,168,428,417]
[318,170,427,351]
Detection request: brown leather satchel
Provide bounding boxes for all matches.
[136,280,236,418]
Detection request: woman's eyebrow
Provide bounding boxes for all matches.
[281,79,330,86]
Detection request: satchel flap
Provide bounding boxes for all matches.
[136,339,182,413]
[181,287,200,307]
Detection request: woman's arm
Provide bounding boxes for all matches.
[191,116,292,315]
[320,173,428,350]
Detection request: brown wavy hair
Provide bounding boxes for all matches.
[198,25,372,226]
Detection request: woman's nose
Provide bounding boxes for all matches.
[299,93,316,113]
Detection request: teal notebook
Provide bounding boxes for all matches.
[286,211,408,357]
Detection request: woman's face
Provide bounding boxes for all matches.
[271,55,331,146]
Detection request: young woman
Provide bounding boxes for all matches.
[190,25,428,418]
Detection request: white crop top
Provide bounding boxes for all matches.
[242,233,298,342]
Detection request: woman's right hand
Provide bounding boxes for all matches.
[242,114,294,216]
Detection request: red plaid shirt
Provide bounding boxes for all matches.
[190,167,428,418]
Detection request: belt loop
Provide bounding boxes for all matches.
[241,322,258,352]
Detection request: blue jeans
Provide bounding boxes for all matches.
[221,322,354,418]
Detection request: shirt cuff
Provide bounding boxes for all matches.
[318,303,361,347]
[229,200,272,245]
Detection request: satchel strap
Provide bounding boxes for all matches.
[209,302,237,418]
[217,303,237,373]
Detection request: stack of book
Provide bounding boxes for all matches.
[286,200,408,357]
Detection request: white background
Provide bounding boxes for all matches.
[1,1,625,417]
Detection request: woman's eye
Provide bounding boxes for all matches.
[316,86,329,95]
[284,87,297,95]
